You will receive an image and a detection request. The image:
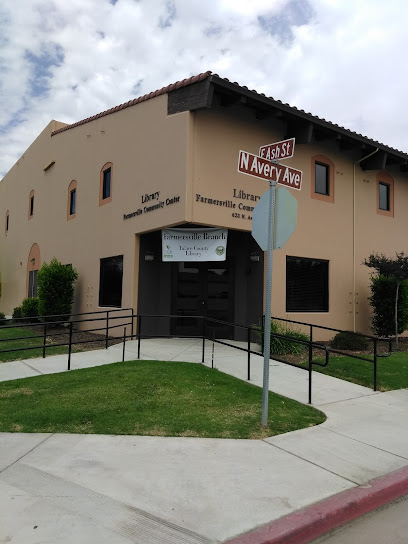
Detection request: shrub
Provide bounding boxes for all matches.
[21,298,40,323]
[369,276,408,337]
[37,258,78,322]
[255,320,309,356]
[12,306,23,320]
[331,331,369,351]
[0,312,6,325]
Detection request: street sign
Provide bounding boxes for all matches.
[252,186,297,251]
[259,137,295,161]
[238,150,302,190]
[237,140,302,428]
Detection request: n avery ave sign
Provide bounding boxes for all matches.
[237,150,302,190]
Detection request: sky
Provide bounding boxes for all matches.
[1,0,408,178]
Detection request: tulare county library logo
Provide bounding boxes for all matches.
[215,246,225,256]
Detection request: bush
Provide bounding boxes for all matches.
[0,312,6,325]
[369,276,408,337]
[12,306,23,320]
[21,298,40,323]
[256,320,309,356]
[37,258,78,322]
[331,331,369,351]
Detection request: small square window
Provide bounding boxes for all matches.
[102,168,111,200]
[315,162,329,196]
[286,256,329,312]
[379,182,390,211]
[70,188,76,215]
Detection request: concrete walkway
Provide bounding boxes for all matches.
[0,338,407,543]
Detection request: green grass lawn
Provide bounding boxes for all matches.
[0,326,70,362]
[0,360,325,439]
[308,352,408,391]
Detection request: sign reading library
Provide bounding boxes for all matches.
[162,228,228,261]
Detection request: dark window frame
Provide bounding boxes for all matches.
[99,162,113,206]
[315,162,330,196]
[378,182,390,211]
[311,155,334,203]
[28,270,38,298]
[99,255,124,308]
[286,256,329,313]
[102,168,111,200]
[376,172,394,217]
[69,188,76,215]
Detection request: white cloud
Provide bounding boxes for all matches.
[1,0,408,177]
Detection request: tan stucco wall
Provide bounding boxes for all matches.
[191,107,408,335]
[0,95,190,316]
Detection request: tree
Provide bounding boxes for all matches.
[37,258,78,322]
[364,252,408,345]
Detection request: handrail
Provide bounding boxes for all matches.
[0,310,393,403]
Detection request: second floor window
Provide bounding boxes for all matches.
[100,162,113,206]
[378,182,390,211]
[29,190,35,219]
[70,188,76,215]
[103,168,111,200]
[315,162,329,196]
[377,172,394,217]
[311,155,334,203]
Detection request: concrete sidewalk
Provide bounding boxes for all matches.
[0,338,407,543]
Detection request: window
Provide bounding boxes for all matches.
[28,270,38,298]
[99,162,113,206]
[379,183,389,210]
[67,180,77,220]
[286,256,329,312]
[70,189,76,214]
[311,155,334,203]
[103,169,111,199]
[315,163,329,195]
[28,190,35,218]
[99,255,123,307]
[5,210,9,232]
[377,172,394,217]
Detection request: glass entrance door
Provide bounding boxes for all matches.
[172,260,234,338]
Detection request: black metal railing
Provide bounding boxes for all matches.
[0,310,392,404]
[136,314,392,403]
[0,308,134,369]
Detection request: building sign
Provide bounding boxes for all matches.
[123,191,180,220]
[162,228,228,261]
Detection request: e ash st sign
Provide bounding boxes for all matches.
[238,150,302,190]
[259,137,295,161]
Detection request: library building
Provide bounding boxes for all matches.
[1,71,408,338]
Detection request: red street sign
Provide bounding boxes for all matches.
[259,137,295,161]
[237,150,302,190]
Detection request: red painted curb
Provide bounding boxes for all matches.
[224,465,408,544]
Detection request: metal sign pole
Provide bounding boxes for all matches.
[261,180,277,426]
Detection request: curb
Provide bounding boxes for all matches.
[223,465,408,544]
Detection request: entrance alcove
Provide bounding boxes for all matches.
[137,227,263,339]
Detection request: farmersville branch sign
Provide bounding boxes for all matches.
[238,150,302,190]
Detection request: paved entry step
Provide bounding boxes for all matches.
[1,463,213,544]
